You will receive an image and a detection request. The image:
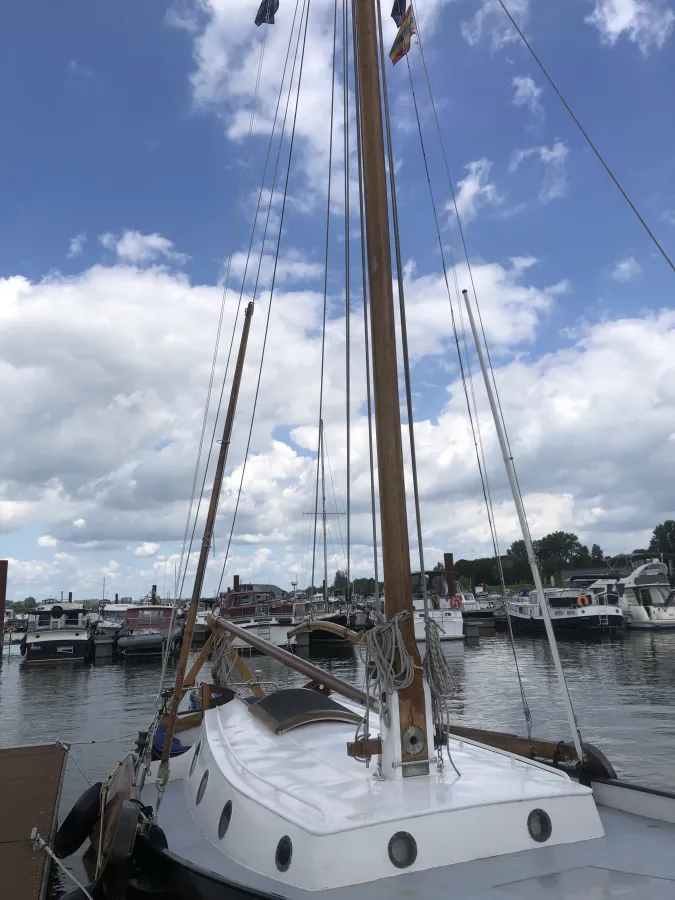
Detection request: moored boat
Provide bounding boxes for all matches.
[507,587,624,634]
[589,560,675,630]
[21,602,95,663]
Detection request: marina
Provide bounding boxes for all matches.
[2,0,675,897]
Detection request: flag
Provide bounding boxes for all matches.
[391,0,406,27]
[255,0,279,26]
[389,6,416,65]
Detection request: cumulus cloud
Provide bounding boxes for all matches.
[461,0,529,49]
[99,231,189,265]
[512,75,542,115]
[611,256,642,282]
[68,233,86,258]
[510,141,569,201]
[134,542,160,557]
[586,0,675,55]
[449,159,503,224]
[38,534,57,548]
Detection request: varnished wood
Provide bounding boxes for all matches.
[159,711,204,733]
[160,303,255,775]
[184,633,215,687]
[347,738,382,758]
[354,0,428,774]
[446,725,616,780]
[286,619,363,644]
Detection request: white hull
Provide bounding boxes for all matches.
[231,623,294,651]
[623,605,675,629]
[414,609,464,641]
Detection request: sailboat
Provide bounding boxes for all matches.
[55,0,675,897]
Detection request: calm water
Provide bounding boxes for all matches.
[2,630,675,895]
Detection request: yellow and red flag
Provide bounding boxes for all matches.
[389,6,416,65]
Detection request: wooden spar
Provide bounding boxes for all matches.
[354,0,428,773]
[207,615,378,710]
[286,619,363,644]
[158,302,255,781]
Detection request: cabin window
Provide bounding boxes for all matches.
[196,770,209,805]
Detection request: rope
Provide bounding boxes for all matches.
[495,0,675,277]
[359,611,414,727]
[406,13,534,741]
[311,0,340,595]
[176,27,270,600]
[351,0,380,602]
[342,0,351,599]
[211,633,237,688]
[216,0,313,593]
[31,832,95,900]
[422,619,461,776]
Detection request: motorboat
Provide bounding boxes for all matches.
[589,559,675,630]
[413,594,463,642]
[116,604,182,655]
[507,587,624,634]
[21,601,95,663]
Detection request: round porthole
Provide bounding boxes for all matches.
[196,770,209,805]
[189,741,201,777]
[218,801,232,839]
[527,808,552,843]
[388,831,417,869]
[275,835,293,872]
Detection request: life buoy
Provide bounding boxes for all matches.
[450,596,461,609]
[577,595,590,607]
[54,781,103,859]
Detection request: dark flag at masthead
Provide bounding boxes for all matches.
[255,0,279,25]
[391,0,406,27]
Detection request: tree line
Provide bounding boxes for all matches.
[326,520,675,592]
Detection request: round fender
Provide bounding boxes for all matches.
[54,782,103,859]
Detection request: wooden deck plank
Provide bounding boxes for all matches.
[0,744,67,900]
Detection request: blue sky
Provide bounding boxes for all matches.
[1,0,675,601]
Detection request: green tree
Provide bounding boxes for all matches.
[433,561,445,572]
[507,540,527,560]
[24,596,36,608]
[649,520,675,556]
[332,569,349,593]
[591,544,604,564]
[536,531,583,565]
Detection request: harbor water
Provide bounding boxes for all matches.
[2,630,675,896]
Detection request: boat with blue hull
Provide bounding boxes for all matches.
[21,602,95,664]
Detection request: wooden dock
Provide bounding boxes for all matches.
[0,743,67,900]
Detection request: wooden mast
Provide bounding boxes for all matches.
[158,301,255,782]
[354,0,428,774]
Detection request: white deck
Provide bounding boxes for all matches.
[160,695,604,890]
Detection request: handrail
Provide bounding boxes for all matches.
[207,615,378,711]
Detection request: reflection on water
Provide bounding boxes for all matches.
[2,630,675,895]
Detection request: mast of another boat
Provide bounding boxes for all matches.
[355,0,430,776]
[157,301,255,786]
[321,418,328,605]
[461,289,584,762]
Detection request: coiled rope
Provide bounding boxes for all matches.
[359,611,414,728]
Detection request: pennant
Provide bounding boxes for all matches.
[389,6,416,65]
[391,0,406,27]
[255,0,279,26]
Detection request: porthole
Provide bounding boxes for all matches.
[218,801,232,839]
[189,741,201,777]
[527,808,552,843]
[196,770,209,805]
[275,835,293,872]
[388,831,417,869]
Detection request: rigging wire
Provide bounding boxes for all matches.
[403,19,534,737]
[342,0,352,599]
[351,0,380,601]
[216,0,313,594]
[375,0,429,610]
[311,0,340,595]
[496,0,675,276]
[323,427,348,572]
[175,27,270,600]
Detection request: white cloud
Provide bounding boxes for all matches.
[37,534,57,548]
[99,231,188,265]
[662,210,675,225]
[510,140,569,202]
[611,256,642,282]
[73,518,86,528]
[586,0,675,54]
[512,75,542,115]
[134,542,160,557]
[449,159,503,224]
[68,233,86,258]
[461,0,529,49]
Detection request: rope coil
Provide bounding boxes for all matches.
[359,611,414,727]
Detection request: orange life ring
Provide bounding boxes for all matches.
[577,594,590,607]
[450,596,461,609]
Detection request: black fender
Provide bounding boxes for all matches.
[55,781,103,859]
